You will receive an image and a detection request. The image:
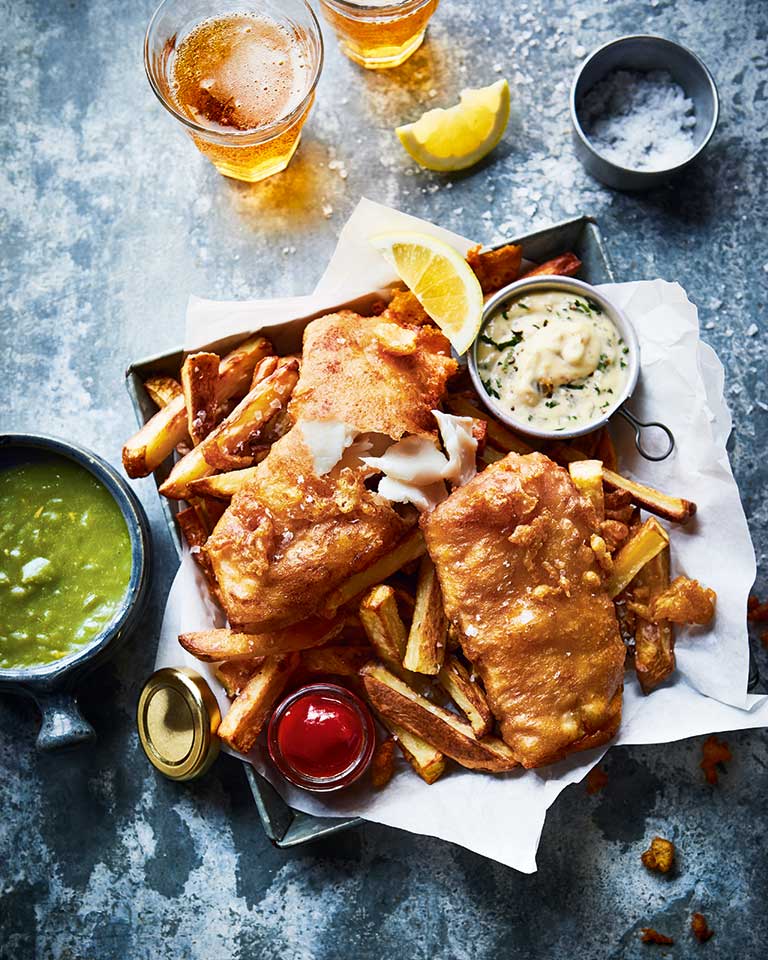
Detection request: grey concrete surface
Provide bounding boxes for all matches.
[1,0,766,957]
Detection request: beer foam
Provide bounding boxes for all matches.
[170,13,313,132]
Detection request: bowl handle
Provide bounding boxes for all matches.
[34,691,96,751]
[616,407,675,462]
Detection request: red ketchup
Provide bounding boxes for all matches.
[267,683,375,792]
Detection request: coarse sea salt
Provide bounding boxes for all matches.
[579,69,697,171]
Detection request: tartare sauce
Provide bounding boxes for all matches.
[475,289,630,432]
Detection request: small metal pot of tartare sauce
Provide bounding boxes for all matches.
[0,434,151,751]
[468,276,674,460]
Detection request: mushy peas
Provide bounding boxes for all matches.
[476,289,630,432]
[0,459,132,670]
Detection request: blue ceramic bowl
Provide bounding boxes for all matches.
[0,434,151,751]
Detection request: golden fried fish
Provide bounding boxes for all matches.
[421,451,625,768]
[288,310,457,439]
[206,426,415,631]
[206,309,456,631]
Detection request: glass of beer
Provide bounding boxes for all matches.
[318,0,439,69]
[145,0,323,183]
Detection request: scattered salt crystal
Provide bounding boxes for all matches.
[756,400,768,412]
[579,69,697,171]
[705,321,716,329]
[763,263,768,273]
[573,44,586,59]
[747,324,759,336]
[322,202,333,218]
[493,63,503,74]
[328,159,348,180]
[725,328,734,337]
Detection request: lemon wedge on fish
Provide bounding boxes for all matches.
[396,79,510,172]
[370,231,483,355]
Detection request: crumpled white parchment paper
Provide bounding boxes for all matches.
[155,199,766,872]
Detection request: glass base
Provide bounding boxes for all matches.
[212,133,302,183]
[340,29,426,69]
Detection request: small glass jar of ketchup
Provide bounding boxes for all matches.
[267,683,376,792]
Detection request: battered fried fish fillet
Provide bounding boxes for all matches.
[206,426,415,631]
[288,311,457,439]
[421,452,625,768]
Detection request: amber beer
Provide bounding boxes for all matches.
[319,0,439,69]
[145,1,323,182]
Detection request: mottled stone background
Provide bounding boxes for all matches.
[1,0,766,957]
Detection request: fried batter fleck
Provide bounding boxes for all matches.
[700,735,732,784]
[690,913,714,943]
[651,577,716,625]
[640,929,674,945]
[641,836,675,873]
[747,594,768,622]
[466,243,523,294]
[585,765,608,794]
[383,289,432,327]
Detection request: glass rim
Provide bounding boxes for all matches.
[320,0,433,13]
[143,0,324,144]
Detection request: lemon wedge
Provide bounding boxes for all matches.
[396,79,510,172]
[371,231,484,355]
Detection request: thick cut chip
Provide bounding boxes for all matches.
[181,352,220,445]
[144,375,183,408]
[123,335,272,478]
[519,253,582,280]
[403,555,448,675]
[217,654,299,754]
[289,311,457,439]
[179,616,344,662]
[607,517,669,598]
[361,663,518,772]
[422,451,626,768]
[438,655,493,737]
[634,547,675,694]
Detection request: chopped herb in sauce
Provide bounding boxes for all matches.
[475,288,630,433]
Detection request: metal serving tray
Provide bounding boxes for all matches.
[125,215,617,848]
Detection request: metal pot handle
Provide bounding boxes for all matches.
[617,408,675,462]
[34,691,96,751]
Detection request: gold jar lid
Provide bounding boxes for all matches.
[137,667,221,781]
